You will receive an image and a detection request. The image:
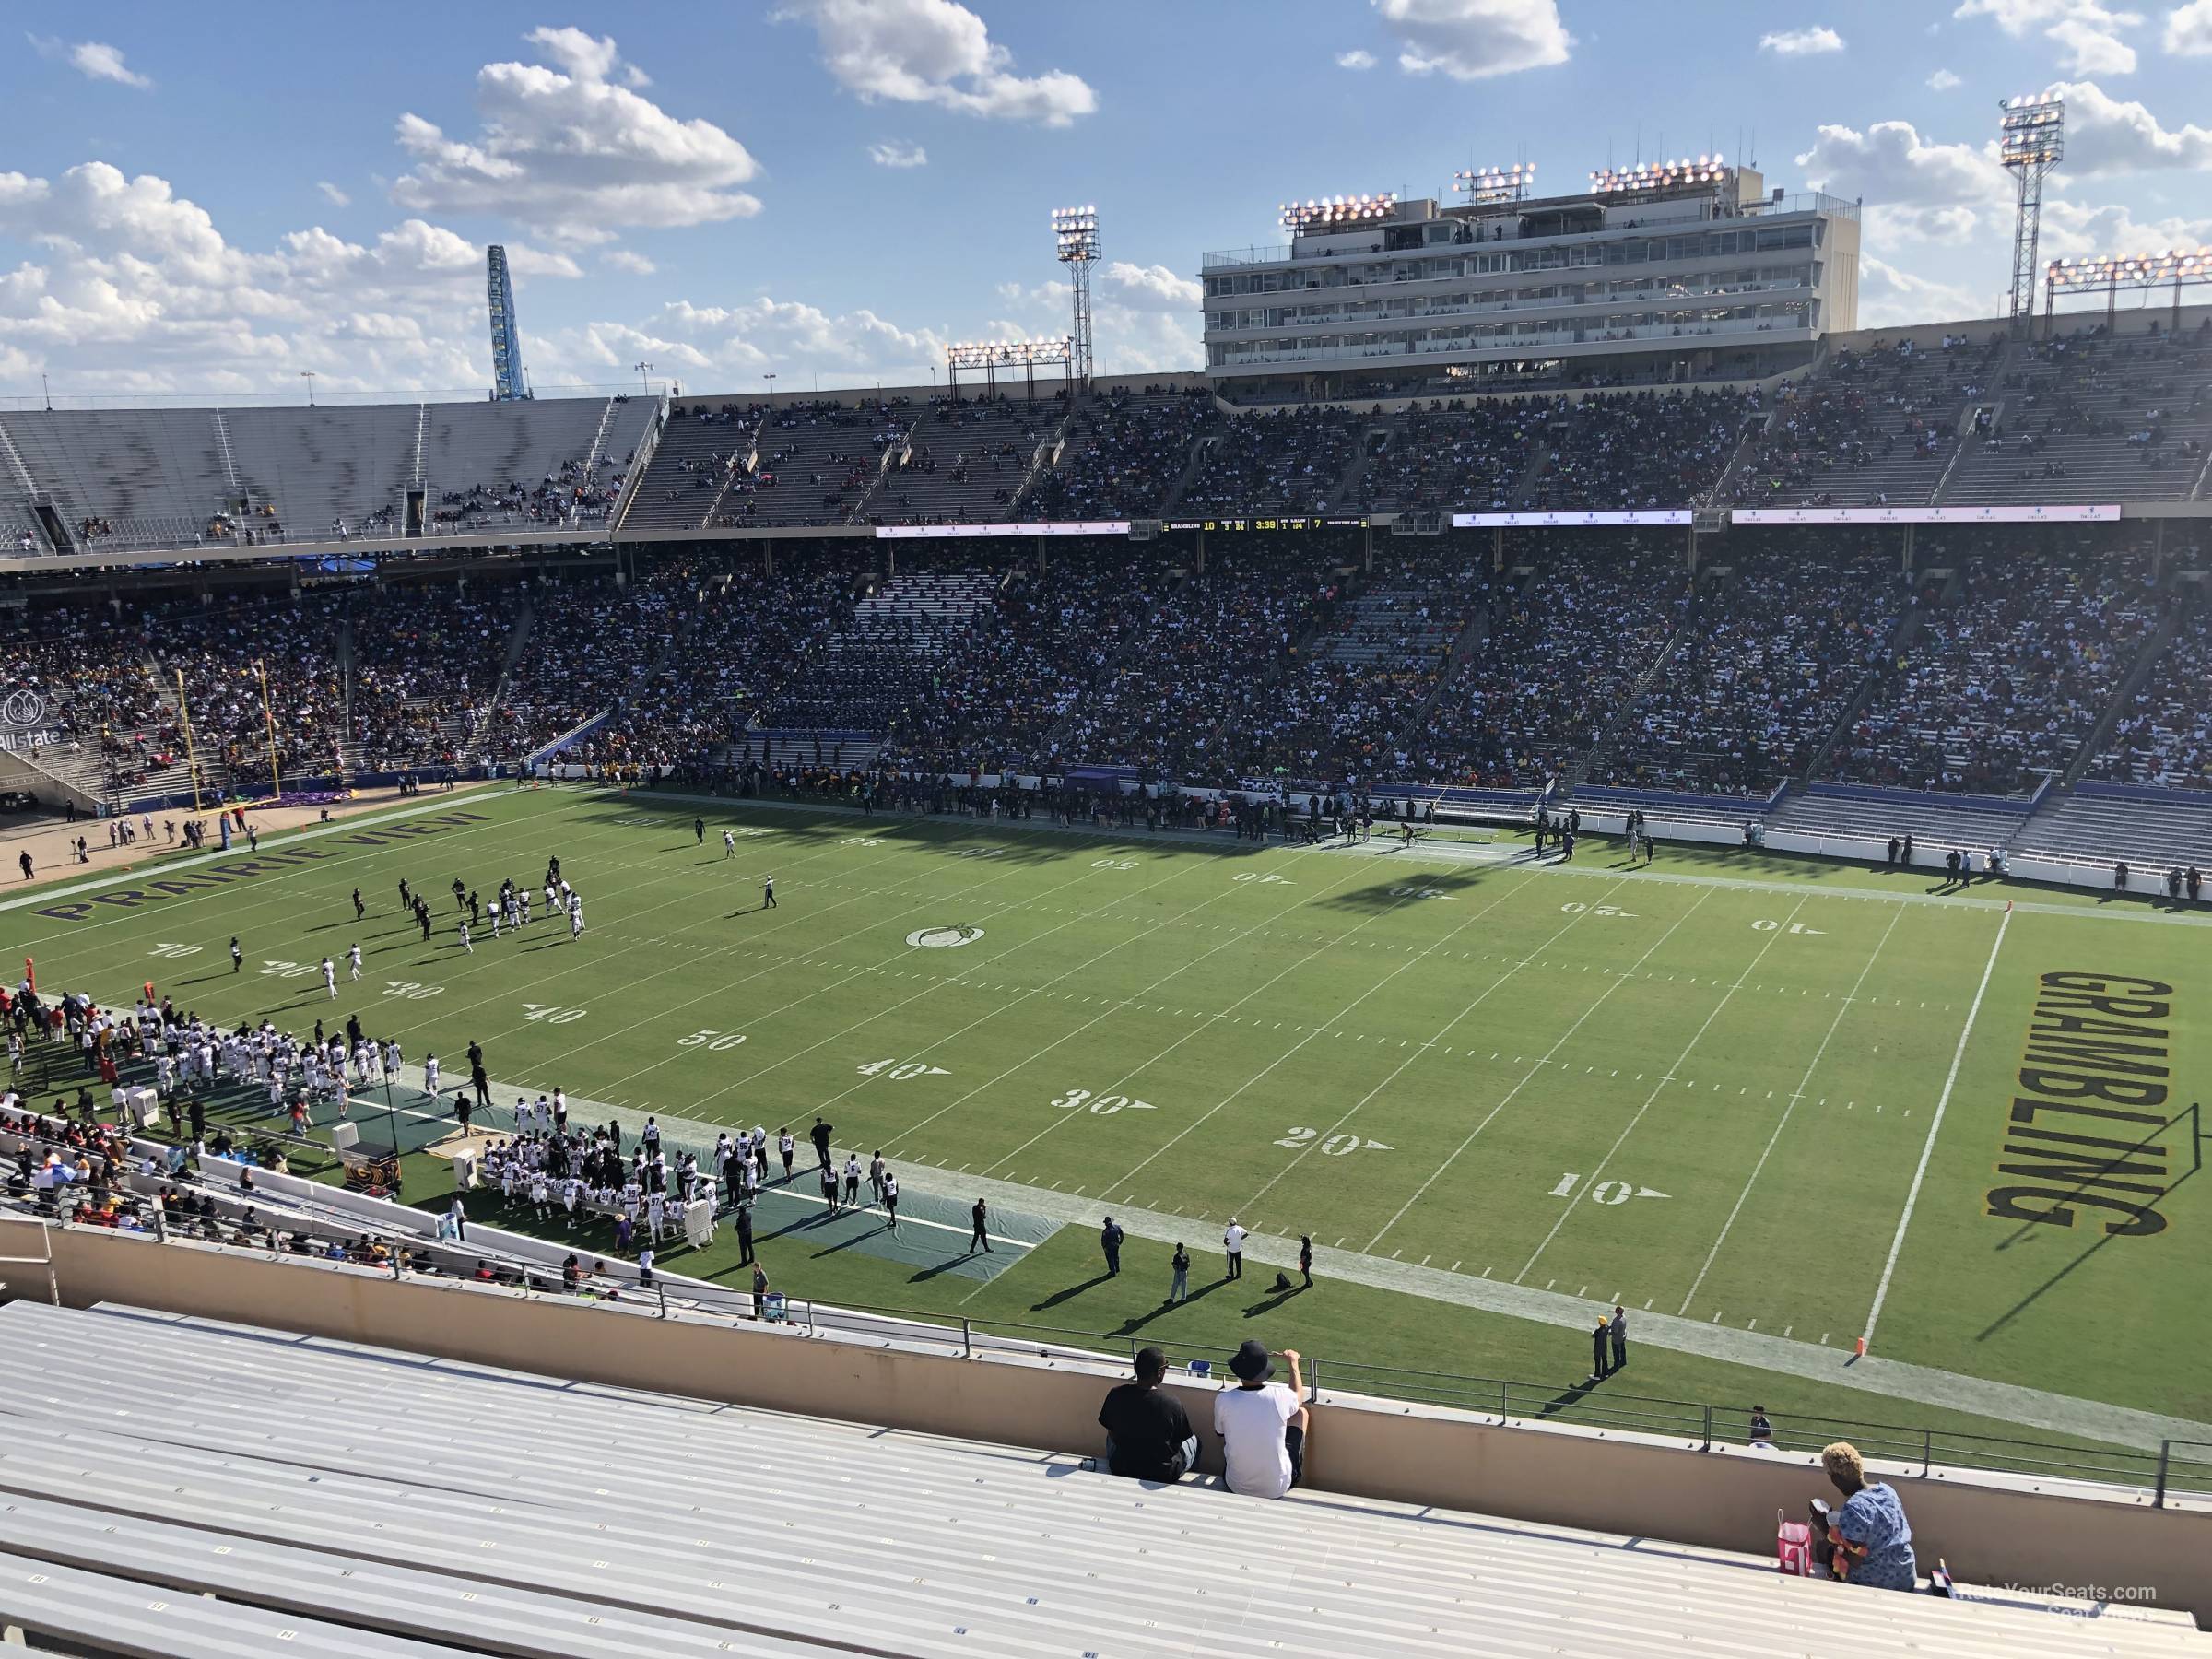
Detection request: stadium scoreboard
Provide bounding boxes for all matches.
[1166,516,1370,532]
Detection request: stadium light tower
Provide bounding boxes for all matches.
[2000,94,2065,332]
[1052,205,1100,387]
[487,244,531,401]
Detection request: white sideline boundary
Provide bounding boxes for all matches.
[1861,905,2013,1351]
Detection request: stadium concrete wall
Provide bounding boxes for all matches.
[11,1216,2207,1627]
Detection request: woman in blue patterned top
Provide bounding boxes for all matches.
[1819,1441,1918,1591]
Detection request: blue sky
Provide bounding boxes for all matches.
[3,0,2209,400]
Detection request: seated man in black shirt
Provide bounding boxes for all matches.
[1096,1346,1197,1483]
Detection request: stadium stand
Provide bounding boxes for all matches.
[1727,335,1999,508]
[2009,782,2212,875]
[881,547,1180,777]
[1764,782,2034,857]
[1181,406,1363,516]
[1598,551,1901,794]
[873,395,1061,524]
[0,395,654,555]
[1018,386,1211,519]
[1418,535,1694,788]
[1261,547,1488,782]
[1825,547,2160,794]
[346,581,513,769]
[0,1300,2194,1659]
[1944,321,2212,506]
[152,589,350,787]
[2090,586,2211,790]
[1060,545,1336,783]
[1353,400,1546,514]
[741,400,900,528]
[1527,388,1757,511]
[621,402,766,533]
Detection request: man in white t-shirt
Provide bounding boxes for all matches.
[1222,1218,1247,1281]
[1214,1340,1307,1500]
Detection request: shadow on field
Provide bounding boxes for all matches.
[1113,1279,1227,1335]
[1241,1281,1311,1319]
[1532,1379,1602,1418]
[1030,1271,1115,1312]
[1315,866,1495,913]
[1976,1158,2198,1343]
[565,795,1277,869]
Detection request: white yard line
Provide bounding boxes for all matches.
[305,819,939,1052]
[1860,905,2013,1352]
[678,844,1221,1107]
[1513,895,1806,1284]
[1099,873,1563,1198]
[869,843,1381,1159]
[1364,886,1714,1253]
[415,828,1103,1082]
[1240,878,1637,1217]
[1675,903,1905,1316]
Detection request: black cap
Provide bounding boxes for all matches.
[1230,1338,1273,1382]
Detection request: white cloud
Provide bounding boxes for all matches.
[391,28,762,238]
[778,0,1097,125]
[1105,262,1202,310]
[1374,0,1571,80]
[601,250,657,275]
[1857,254,1994,327]
[316,181,351,207]
[866,140,929,168]
[2041,195,2212,254]
[1335,49,1377,69]
[2167,0,2212,51]
[557,294,959,387]
[2053,78,2212,171]
[984,269,1198,375]
[27,35,154,88]
[2046,15,2140,66]
[1927,67,1963,88]
[1952,1,2142,74]
[1795,119,2009,241]
[0,160,590,395]
[1759,26,1845,54]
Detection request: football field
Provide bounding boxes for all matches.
[11,785,2208,1449]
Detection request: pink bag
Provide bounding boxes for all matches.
[1776,1512,1814,1576]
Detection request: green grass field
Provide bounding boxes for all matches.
[10,784,2207,1466]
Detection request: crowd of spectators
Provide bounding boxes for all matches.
[347,583,511,767]
[1180,408,1362,516]
[1353,401,1546,514]
[490,576,671,759]
[1996,324,2211,483]
[1727,339,1993,508]
[1414,535,1694,787]
[1528,388,1757,511]
[2090,590,2212,790]
[1056,546,1337,785]
[879,551,1178,777]
[1828,545,2159,793]
[1257,547,1488,783]
[0,606,177,792]
[1599,550,1900,794]
[155,592,349,787]
[1020,388,1212,520]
